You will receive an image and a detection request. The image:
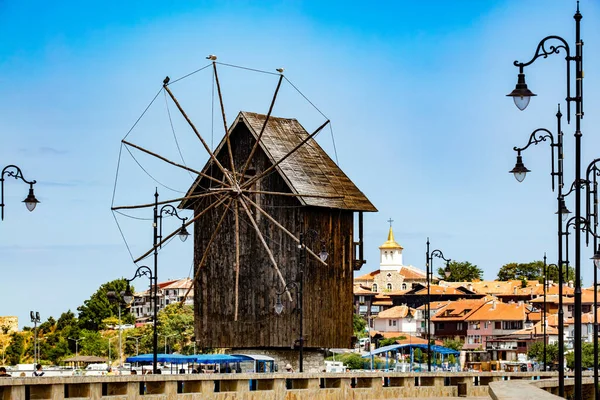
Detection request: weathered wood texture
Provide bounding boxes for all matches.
[185,112,375,349]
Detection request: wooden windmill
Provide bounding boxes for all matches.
[112,58,376,352]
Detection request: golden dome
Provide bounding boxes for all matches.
[379,226,403,250]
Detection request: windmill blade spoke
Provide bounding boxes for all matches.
[112,190,226,211]
[239,74,284,182]
[212,62,237,178]
[122,140,226,187]
[238,197,293,301]
[180,198,233,304]
[234,201,240,321]
[241,194,327,266]
[241,119,330,189]
[134,194,228,263]
[242,189,343,200]
[163,83,234,186]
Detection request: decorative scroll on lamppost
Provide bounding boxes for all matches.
[274,229,328,372]
[426,239,450,372]
[507,3,584,396]
[1,165,39,221]
[123,265,157,373]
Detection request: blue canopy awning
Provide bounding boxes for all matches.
[362,343,460,358]
[125,353,251,364]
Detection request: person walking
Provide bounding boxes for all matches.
[33,364,44,377]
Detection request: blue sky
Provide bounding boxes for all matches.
[2,0,600,328]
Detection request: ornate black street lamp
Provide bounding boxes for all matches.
[510,106,569,383]
[426,239,450,372]
[1,165,39,220]
[30,311,40,365]
[274,229,328,373]
[123,265,157,373]
[508,4,584,396]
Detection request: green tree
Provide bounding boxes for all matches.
[77,279,130,331]
[438,261,483,282]
[497,261,544,281]
[546,264,576,283]
[566,342,594,369]
[527,341,559,364]
[5,332,25,365]
[158,304,194,353]
[353,315,367,339]
[443,338,464,352]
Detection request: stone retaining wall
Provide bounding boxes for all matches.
[0,371,588,399]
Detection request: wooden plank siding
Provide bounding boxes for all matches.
[187,112,374,350]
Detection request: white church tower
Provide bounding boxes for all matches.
[379,223,403,271]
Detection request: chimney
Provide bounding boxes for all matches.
[467,283,473,291]
[568,280,574,288]
[491,300,496,310]
[514,287,518,295]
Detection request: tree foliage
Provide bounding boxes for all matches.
[438,261,483,282]
[158,304,194,353]
[77,279,131,331]
[443,338,464,352]
[497,261,575,283]
[566,342,595,370]
[527,341,558,364]
[353,315,367,339]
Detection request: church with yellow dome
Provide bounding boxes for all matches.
[354,223,427,293]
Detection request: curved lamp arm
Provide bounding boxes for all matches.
[1,165,40,220]
[510,35,572,120]
[158,204,189,244]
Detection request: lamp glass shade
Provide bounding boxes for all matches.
[591,246,600,269]
[23,188,39,212]
[444,264,452,278]
[274,297,284,315]
[123,284,134,305]
[514,172,527,183]
[506,73,536,111]
[513,96,531,111]
[319,250,329,262]
[556,199,571,222]
[405,311,414,323]
[178,224,190,242]
[509,155,530,183]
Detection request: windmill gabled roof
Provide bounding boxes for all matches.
[181,111,376,212]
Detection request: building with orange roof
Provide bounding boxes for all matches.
[388,283,484,310]
[130,278,194,323]
[373,305,420,334]
[431,298,489,341]
[463,300,531,350]
[486,320,559,363]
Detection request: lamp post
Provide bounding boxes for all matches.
[426,239,450,372]
[507,4,583,396]
[274,229,328,373]
[406,309,414,371]
[107,291,126,367]
[586,159,600,399]
[123,265,157,373]
[161,334,175,354]
[510,106,569,381]
[127,336,142,356]
[68,337,84,359]
[30,311,40,365]
[1,165,39,221]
